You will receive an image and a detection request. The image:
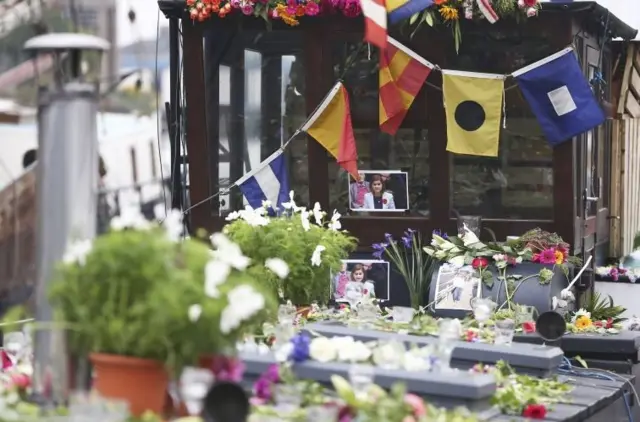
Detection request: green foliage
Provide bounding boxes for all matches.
[633,231,640,251]
[224,211,356,306]
[50,227,276,374]
[584,292,626,323]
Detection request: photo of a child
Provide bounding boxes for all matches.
[349,172,371,209]
[331,260,390,303]
[433,264,480,311]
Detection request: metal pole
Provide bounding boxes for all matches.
[168,17,182,211]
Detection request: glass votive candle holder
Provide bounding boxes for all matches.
[494,319,516,346]
[392,306,415,323]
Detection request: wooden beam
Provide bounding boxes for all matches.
[625,93,640,118]
[630,66,640,100]
[182,22,212,232]
[617,44,634,117]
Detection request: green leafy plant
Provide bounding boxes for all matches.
[633,231,640,251]
[50,212,277,374]
[224,194,356,306]
[582,292,626,323]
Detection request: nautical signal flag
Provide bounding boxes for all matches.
[512,47,606,145]
[442,70,505,157]
[360,0,387,49]
[379,37,434,135]
[301,82,359,179]
[236,149,290,214]
[387,0,434,24]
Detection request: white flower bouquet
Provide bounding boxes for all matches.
[223,192,357,306]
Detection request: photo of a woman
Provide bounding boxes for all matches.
[347,171,408,212]
[363,174,396,210]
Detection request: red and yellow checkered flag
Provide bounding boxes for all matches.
[379,37,434,135]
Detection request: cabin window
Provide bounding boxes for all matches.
[328,40,430,216]
[446,31,557,220]
[213,29,308,216]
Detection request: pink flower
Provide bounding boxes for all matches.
[210,355,245,382]
[538,248,557,265]
[10,373,30,389]
[526,7,537,17]
[305,1,320,15]
[341,0,361,17]
[241,4,254,14]
[404,394,426,416]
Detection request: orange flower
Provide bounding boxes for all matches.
[434,0,447,4]
[554,249,565,265]
[439,5,458,20]
[295,5,305,16]
[276,4,300,25]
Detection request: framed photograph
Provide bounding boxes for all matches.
[348,170,409,212]
[433,264,481,311]
[331,259,391,303]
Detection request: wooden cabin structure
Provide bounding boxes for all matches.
[158,0,637,270]
[610,41,640,258]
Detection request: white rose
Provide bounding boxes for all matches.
[309,337,338,363]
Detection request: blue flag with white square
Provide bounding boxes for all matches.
[236,149,290,213]
[512,47,605,145]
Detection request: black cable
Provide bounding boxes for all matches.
[154,8,168,215]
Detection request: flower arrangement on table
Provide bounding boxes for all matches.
[224,192,357,308]
[424,227,580,313]
[596,265,640,283]
[565,309,622,334]
[474,361,571,419]
[249,365,480,422]
[266,333,438,372]
[372,229,438,309]
[186,0,541,40]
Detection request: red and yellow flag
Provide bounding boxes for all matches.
[379,37,434,135]
[302,82,359,179]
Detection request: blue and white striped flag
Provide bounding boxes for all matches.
[236,149,290,212]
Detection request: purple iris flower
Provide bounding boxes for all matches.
[372,242,388,259]
[289,334,311,362]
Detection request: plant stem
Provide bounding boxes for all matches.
[497,274,538,311]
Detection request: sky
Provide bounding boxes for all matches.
[115,0,639,46]
[116,0,169,46]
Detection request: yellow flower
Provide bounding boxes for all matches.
[275,4,299,26]
[575,316,593,330]
[554,250,565,265]
[439,5,458,21]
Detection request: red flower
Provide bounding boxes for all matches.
[523,0,538,7]
[522,404,547,419]
[593,321,603,328]
[364,289,369,295]
[465,330,477,342]
[0,350,12,370]
[383,198,388,204]
[606,318,614,329]
[339,304,347,309]
[471,257,489,269]
[522,321,536,333]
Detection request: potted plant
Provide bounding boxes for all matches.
[50,209,278,415]
[223,192,357,307]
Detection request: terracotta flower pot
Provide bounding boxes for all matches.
[90,353,169,416]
